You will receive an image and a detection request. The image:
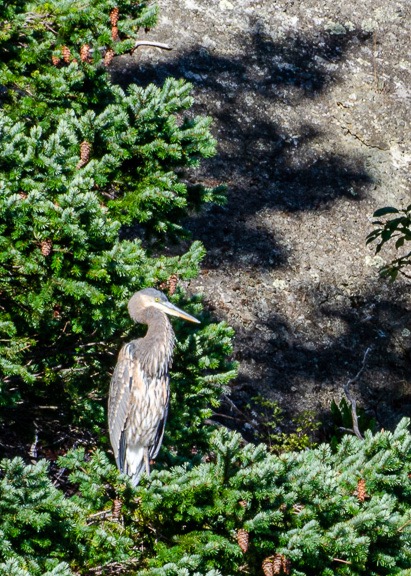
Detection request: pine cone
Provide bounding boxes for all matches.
[272,555,283,575]
[110,7,119,26]
[237,528,249,553]
[112,498,122,520]
[76,141,91,169]
[167,274,178,296]
[62,45,71,63]
[111,25,119,41]
[281,556,291,575]
[40,239,53,256]
[51,55,60,66]
[262,557,274,576]
[357,478,367,502]
[53,305,61,319]
[104,48,115,66]
[80,44,91,63]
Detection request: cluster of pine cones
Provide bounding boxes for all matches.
[236,528,291,575]
[51,7,120,68]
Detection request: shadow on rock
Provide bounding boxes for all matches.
[228,283,411,434]
[112,24,373,270]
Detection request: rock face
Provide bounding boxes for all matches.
[113,1,411,431]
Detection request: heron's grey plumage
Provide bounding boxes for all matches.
[108,288,199,486]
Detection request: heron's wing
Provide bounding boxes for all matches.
[108,342,136,471]
[149,384,170,460]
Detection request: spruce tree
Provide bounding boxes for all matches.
[0,0,233,433]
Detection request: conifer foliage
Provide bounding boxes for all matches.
[0,0,231,423]
[1,420,410,575]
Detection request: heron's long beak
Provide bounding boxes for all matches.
[154,301,201,324]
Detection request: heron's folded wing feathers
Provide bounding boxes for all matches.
[149,383,170,460]
[108,342,135,470]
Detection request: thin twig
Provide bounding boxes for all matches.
[77,341,106,348]
[25,12,58,35]
[343,347,372,440]
[86,559,139,575]
[132,40,172,52]
[338,426,357,435]
[89,40,172,58]
[222,394,247,417]
[333,558,352,565]
[398,518,411,533]
[37,405,59,410]
[87,510,113,524]
[211,412,242,421]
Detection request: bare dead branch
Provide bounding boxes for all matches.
[342,347,373,440]
[132,40,172,52]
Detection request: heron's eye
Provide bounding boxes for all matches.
[155,297,160,302]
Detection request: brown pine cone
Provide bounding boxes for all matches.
[51,55,60,66]
[40,239,53,256]
[53,305,61,319]
[262,557,274,576]
[272,555,283,575]
[112,498,122,520]
[110,7,119,26]
[167,274,178,296]
[76,141,91,169]
[62,45,71,63]
[281,556,291,575]
[104,48,115,66]
[111,25,119,41]
[357,478,367,502]
[80,44,91,63]
[236,528,249,553]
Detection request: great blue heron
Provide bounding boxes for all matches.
[108,288,200,486]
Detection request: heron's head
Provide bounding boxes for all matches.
[128,288,200,324]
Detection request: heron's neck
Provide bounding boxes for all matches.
[136,308,175,377]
